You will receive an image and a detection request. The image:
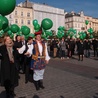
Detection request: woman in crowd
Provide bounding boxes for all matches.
[0,36,18,98]
[59,37,66,59]
[78,39,84,61]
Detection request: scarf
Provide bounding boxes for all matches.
[5,41,14,63]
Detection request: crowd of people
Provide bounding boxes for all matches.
[0,30,50,98]
[48,37,98,61]
[0,31,98,97]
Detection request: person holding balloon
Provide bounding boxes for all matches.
[30,30,50,90]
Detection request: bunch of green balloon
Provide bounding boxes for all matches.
[32,19,41,32]
[57,26,65,38]
[6,30,14,39]
[21,26,30,35]
[87,28,94,39]
[32,18,53,40]
[79,32,86,40]
[0,0,16,16]
[45,30,53,37]
[66,28,77,38]
[85,20,89,25]
[87,28,93,34]
[41,18,53,40]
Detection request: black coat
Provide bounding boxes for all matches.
[0,45,18,86]
[78,42,84,55]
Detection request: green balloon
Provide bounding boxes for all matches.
[62,26,66,31]
[85,20,89,25]
[90,35,93,39]
[73,29,77,34]
[21,26,26,32]
[33,19,38,26]
[41,18,53,30]
[0,30,4,34]
[70,32,74,36]
[57,34,62,38]
[0,0,16,16]
[34,24,41,31]
[21,26,30,35]
[0,15,9,30]
[49,31,53,36]
[29,33,35,38]
[2,16,9,29]
[79,35,84,40]
[7,30,12,35]
[66,32,69,37]
[10,33,14,39]
[0,34,3,37]
[82,33,86,38]
[58,26,63,30]
[41,34,46,39]
[57,30,61,35]
[62,31,65,36]
[3,26,9,32]
[45,31,50,36]
[10,24,19,33]
[88,28,93,34]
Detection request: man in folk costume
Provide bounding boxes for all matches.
[31,30,50,90]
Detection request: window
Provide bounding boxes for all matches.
[27,20,30,25]
[15,11,17,15]
[21,19,24,24]
[67,24,69,28]
[75,23,77,27]
[15,19,18,24]
[21,12,23,16]
[27,13,30,17]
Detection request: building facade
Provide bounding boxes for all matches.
[6,6,34,33]
[21,1,65,33]
[85,16,98,33]
[65,11,85,34]
[33,3,65,32]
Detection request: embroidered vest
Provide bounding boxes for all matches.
[32,41,46,60]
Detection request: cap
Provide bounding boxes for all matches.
[35,30,42,36]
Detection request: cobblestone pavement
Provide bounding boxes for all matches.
[0,55,98,98]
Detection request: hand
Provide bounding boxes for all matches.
[17,48,19,50]
[45,60,49,64]
[24,52,30,56]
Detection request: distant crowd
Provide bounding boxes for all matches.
[47,37,98,61]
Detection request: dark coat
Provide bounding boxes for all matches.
[78,41,84,55]
[0,45,18,86]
